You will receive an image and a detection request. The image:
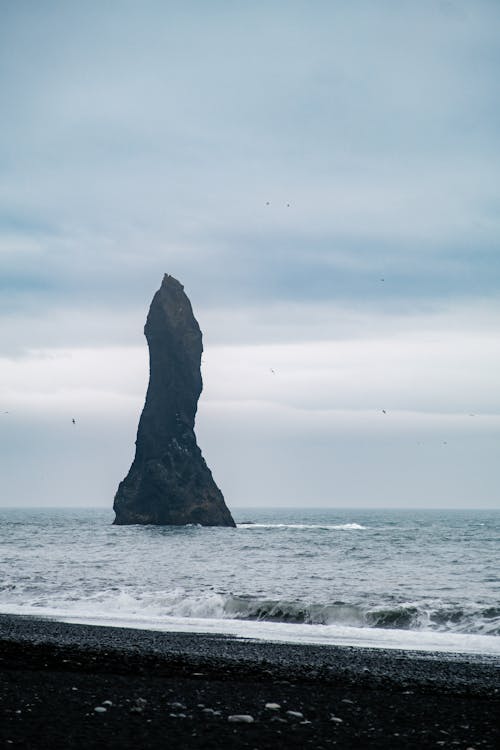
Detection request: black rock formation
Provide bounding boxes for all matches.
[113,274,235,527]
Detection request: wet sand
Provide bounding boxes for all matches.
[1,614,498,748]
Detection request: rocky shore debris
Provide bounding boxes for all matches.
[202,708,221,717]
[113,274,235,527]
[130,697,148,714]
[227,714,255,723]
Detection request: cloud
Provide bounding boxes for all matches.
[0,1,499,507]
[1,300,498,509]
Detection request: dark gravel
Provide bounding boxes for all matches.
[1,614,499,749]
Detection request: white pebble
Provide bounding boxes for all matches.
[94,707,107,714]
[228,714,254,723]
[286,710,304,719]
[265,702,281,711]
[330,715,343,723]
[102,700,113,707]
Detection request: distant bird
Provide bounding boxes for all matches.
[380,278,385,282]
[266,201,270,206]
[270,368,276,374]
[286,203,290,207]
[382,409,386,414]
[72,418,76,425]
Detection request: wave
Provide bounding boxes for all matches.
[237,522,366,530]
[2,585,498,637]
[222,596,500,636]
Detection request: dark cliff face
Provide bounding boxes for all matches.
[113,274,235,527]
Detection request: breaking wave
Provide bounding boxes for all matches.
[3,586,498,637]
[237,522,366,530]
[222,595,500,636]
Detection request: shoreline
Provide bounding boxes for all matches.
[1,613,499,692]
[1,614,499,748]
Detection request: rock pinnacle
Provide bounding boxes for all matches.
[113,274,235,527]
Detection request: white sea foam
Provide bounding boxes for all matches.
[1,585,499,646]
[237,522,366,530]
[6,606,500,657]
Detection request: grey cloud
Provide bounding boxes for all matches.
[1,1,499,507]
[1,1,499,325]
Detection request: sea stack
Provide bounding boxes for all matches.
[113,274,235,527]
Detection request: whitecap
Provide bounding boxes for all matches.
[237,522,366,530]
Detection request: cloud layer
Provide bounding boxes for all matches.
[0,1,499,507]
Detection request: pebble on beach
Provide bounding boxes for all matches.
[202,708,221,716]
[130,697,148,714]
[264,702,281,711]
[94,707,107,714]
[286,710,304,719]
[228,715,255,723]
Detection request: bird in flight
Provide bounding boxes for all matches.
[382,409,386,414]
[72,418,76,425]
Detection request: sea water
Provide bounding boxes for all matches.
[1,507,499,655]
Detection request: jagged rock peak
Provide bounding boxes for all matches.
[113,274,235,527]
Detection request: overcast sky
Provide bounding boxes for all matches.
[1,0,499,510]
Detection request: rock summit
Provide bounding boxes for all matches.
[113,274,235,527]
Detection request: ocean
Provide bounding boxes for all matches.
[1,507,499,656]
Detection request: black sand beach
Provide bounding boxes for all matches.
[1,615,498,749]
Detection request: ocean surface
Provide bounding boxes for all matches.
[1,507,499,655]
